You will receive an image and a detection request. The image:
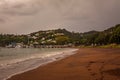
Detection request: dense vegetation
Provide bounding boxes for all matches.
[0,24,120,47]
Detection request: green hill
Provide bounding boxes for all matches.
[0,24,120,47]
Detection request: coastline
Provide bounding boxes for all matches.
[7,48,120,80]
[2,48,78,80]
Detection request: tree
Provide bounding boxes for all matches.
[55,36,69,45]
[110,25,120,44]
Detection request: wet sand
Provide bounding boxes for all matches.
[7,48,120,80]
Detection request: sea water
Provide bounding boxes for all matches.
[0,48,77,80]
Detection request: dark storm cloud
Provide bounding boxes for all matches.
[0,0,120,34]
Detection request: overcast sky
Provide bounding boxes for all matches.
[0,0,120,34]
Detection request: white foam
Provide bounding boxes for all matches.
[0,48,78,80]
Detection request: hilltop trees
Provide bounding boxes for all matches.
[86,24,120,45]
[0,34,29,47]
[109,24,120,44]
[0,24,120,47]
[55,36,69,45]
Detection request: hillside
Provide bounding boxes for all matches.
[0,24,120,47]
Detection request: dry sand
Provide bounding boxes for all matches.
[7,48,120,80]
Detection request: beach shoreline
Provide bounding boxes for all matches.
[6,48,120,80]
[1,48,78,80]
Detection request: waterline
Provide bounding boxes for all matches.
[0,48,78,80]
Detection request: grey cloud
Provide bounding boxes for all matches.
[0,18,5,23]
[0,0,120,34]
[0,0,41,16]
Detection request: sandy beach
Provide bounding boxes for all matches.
[7,48,120,80]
